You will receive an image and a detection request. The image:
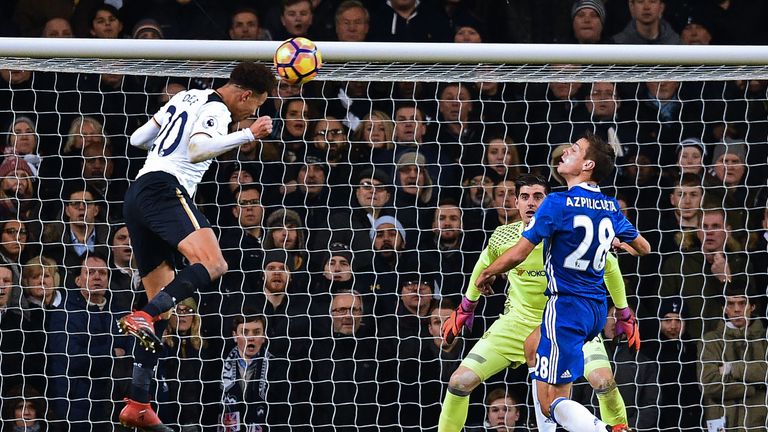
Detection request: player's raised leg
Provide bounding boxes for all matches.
[583,336,629,427]
[531,297,619,432]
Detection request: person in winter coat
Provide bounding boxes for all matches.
[698,283,768,431]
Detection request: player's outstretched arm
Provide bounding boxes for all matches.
[604,253,628,310]
[476,237,535,288]
[188,115,272,163]
[614,234,651,257]
[129,118,161,150]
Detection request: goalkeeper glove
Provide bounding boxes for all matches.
[442,297,477,345]
[614,307,640,351]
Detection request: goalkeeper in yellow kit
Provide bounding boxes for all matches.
[438,173,634,432]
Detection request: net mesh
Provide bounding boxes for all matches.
[0,55,766,432]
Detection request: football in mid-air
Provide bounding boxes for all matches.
[273,37,322,85]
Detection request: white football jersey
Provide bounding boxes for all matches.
[137,89,231,196]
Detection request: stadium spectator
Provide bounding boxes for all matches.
[652,173,705,260]
[106,222,138,309]
[485,179,520,233]
[473,82,523,134]
[309,242,373,310]
[460,171,496,240]
[433,83,479,168]
[640,298,703,431]
[569,0,608,44]
[482,136,521,182]
[465,388,524,432]
[632,80,706,167]
[325,167,393,268]
[273,0,315,40]
[573,305,659,431]
[524,79,588,172]
[707,140,750,223]
[335,0,369,42]
[418,200,481,301]
[659,207,750,338]
[228,7,270,41]
[368,216,414,302]
[79,140,127,222]
[263,208,308,278]
[571,82,638,166]
[146,0,228,40]
[698,283,767,430]
[282,155,333,237]
[47,253,132,431]
[350,110,396,167]
[665,137,709,182]
[680,15,713,45]
[307,116,352,198]
[217,312,290,430]
[218,184,265,294]
[42,184,108,283]
[88,4,123,39]
[21,255,64,311]
[393,103,454,189]
[0,219,36,279]
[396,274,434,332]
[310,290,395,428]
[0,70,57,159]
[393,151,436,247]
[1,386,60,432]
[0,263,43,399]
[452,15,485,43]
[130,18,163,39]
[0,156,37,221]
[4,117,42,175]
[12,0,96,37]
[398,299,463,430]
[369,0,452,42]
[156,297,205,430]
[612,0,680,44]
[272,97,312,162]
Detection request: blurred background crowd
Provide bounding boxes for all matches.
[0,0,767,431]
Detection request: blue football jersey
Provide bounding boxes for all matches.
[522,183,638,302]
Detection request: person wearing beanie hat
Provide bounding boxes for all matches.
[710,139,747,187]
[644,294,701,431]
[571,0,607,43]
[370,215,407,246]
[132,18,164,39]
[395,151,434,211]
[676,137,706,177]
[453,14,485,43]
[0,155,36,221]
[680,15,714,45]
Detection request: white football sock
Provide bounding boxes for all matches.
[551,397,610,432]
[531,380,557,432]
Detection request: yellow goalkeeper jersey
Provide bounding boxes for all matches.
[466,221,625,325]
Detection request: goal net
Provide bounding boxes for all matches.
[0,39,766,432]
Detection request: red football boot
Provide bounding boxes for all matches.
[119,398,173,432]
[117,311,162,352]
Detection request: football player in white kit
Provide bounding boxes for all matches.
[117,62,276,431]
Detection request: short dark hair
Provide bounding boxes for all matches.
[282,0,313,13]
[234,183,263,200]
[582,131,615,183]
[232,309,266,334]
[230,7,260,27]
[514,173,550,197]
[77,250,110,278]
[485,387,518,406]
[673,172,703,189]
[229,61,277,96]
[335,0,369,23]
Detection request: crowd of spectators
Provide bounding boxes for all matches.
[0,0,767,431]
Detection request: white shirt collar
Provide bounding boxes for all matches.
[576,182,600,192]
